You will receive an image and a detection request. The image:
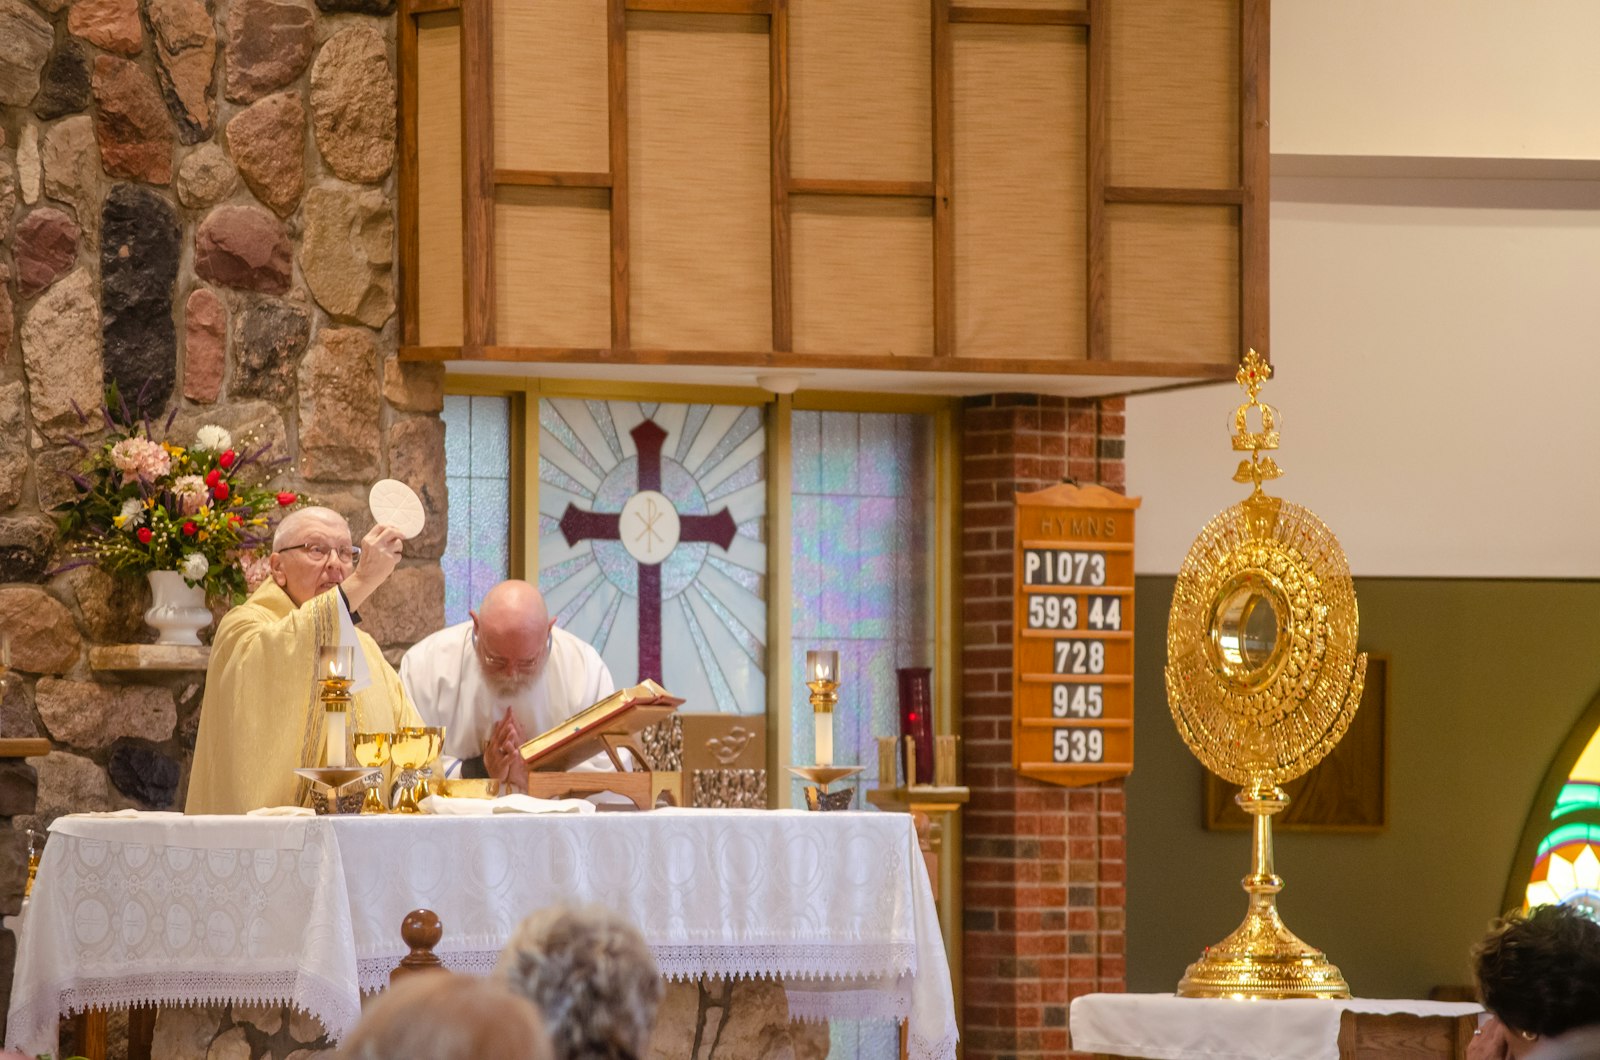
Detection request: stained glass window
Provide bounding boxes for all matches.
[440,394,513,625]
[791,410,937,804]
[1526,730,1600,916]
[537,399,768,712]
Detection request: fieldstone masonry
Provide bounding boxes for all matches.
[0,0,442,1044]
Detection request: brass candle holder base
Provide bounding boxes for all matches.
[787,765,863,811]
[295,767,381,816]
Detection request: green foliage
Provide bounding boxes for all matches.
[54,389,307,605]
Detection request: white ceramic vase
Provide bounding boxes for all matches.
[145,570,211,646]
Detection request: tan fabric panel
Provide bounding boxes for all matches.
[1107,0,1239,188]
[493,0,609,174]
[628,14,771,352]
[494,188,611,348]
[790,0,930,184]
[792,198,933,358]
[962,0,1087,9]
[417,12,463,348]
[1106,204,1237,364]
[952,25,1085,361]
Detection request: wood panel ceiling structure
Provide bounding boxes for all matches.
[399,0,1267,396]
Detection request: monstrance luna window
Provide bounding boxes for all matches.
[537,399,768,713]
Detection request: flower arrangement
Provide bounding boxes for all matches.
[55,390,306,604]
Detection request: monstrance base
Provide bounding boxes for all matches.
[1177,911,1349,1000]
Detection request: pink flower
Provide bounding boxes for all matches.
[240,552,273,592]
[110,438,171,483]
[172,474,208,514]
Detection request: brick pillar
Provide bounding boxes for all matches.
[961,394,1127,1060]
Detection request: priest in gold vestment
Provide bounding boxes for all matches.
[186,507,422,814]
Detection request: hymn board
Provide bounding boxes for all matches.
[1012,484,1141,786]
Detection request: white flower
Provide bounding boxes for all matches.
[181,552,210,583]
[118,498,144,525]
[194,425,232,452]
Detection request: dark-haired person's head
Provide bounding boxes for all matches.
[1471,903,1600,1056]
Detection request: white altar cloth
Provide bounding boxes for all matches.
[7,809,957,1060]
[1069,993,1482,1060]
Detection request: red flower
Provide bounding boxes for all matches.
[137,527,153,544]
[213,482,230,501]
[182,521,197,536]
[228,513,242,526]
[277,491,297,506]
[219,450,237,469]
[204,469,221,488]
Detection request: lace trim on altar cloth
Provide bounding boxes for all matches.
[5,969,359,1053]
[356,942,918,996]
[783,981,912,1023]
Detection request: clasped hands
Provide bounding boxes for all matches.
[483,706,530,793]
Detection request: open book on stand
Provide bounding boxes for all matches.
[519,679,684,773]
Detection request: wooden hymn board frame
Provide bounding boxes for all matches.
[1012,483,1141,787]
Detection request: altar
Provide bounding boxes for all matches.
[5,808,957,1060]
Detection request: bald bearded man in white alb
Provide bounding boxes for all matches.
[399,580,616,791]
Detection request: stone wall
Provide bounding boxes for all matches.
[1,0,444,1041]
[960,394,1127,1060]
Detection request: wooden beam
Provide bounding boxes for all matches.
[948,6,1088,26]
[788,177,936,198]
[404,0,459,14]
[932,0,953,357]
[626,0,771,12]
[1085,0,1107,360]
[397,9,420,346]
[770,0,791,351]
[460,0,494,348]
[608,0,630,348]
[1104,186,1244,205]
[1240,0,1270,361]
[400,344,1239,381]
[494,169,614,188]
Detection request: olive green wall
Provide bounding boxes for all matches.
[1126,576,1600,997]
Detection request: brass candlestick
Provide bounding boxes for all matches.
[316,645,354,769]
[805,650,839,767]
[1166,351,1364,999]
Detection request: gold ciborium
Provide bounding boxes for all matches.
[1165,351,1366,1000]
[390,726,434,814]
[352,731,393,813]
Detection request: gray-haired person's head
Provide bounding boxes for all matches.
[496,904,664,1060]
[341,971,552,1060]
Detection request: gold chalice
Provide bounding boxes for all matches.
[412,725,445,806]
[352,732,392,813]
[391,727,432,814]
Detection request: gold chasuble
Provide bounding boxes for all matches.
[186,580,421,814]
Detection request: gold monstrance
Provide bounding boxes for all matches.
[1165,351,1366,999]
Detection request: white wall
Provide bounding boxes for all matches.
[1274,0,1600,160]
[1129,4,1600,577]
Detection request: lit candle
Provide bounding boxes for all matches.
[325,709,347,768]
[806,650,838,684]
[815,710,833,767]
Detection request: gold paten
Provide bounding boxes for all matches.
[1166,350,1366,1000]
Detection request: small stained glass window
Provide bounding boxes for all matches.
[791,410,936,805]
[1526,730,1600,917]
[441,394,512,625]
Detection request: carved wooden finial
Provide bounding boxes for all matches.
[390,908,446,986]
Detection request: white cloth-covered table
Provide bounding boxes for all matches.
[1069,993,1483,1060]
[7,809,957,1060]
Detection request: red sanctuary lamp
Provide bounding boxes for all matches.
[896,667,934,785]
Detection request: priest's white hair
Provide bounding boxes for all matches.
[272,506,349,551]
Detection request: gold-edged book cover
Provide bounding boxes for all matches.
[518,680,684,771]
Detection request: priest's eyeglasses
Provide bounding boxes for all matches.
[278,542,362,565]
[473,629,553,677]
